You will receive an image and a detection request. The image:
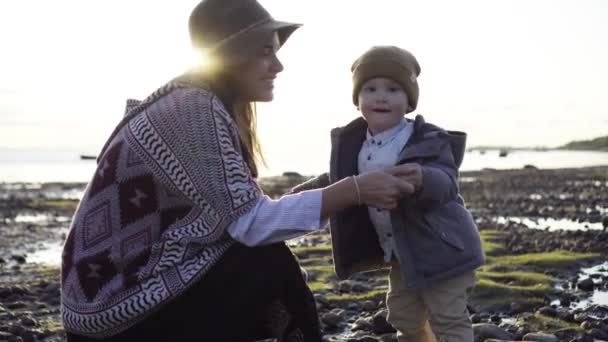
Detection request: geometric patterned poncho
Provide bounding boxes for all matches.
[60,76,260,337]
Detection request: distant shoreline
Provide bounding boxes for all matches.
[1,149,607,183]
[1,165,608,188]
[469,134,608,152]
[468,146,608,152]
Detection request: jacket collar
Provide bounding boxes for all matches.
[364,118,409,146]
[330,114,468,178]
[397,115,468,167]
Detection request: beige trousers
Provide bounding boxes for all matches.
[386,267,476,342]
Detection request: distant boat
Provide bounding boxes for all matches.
[80,154,96,160]
[499,149,508,157]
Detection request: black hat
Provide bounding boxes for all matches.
[189,0,301,65]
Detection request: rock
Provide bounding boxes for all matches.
[520,312,534,321]
[361,300,377,311]
[352,317,373,332]
[0,331,25,342]
[473,323,514,342]
[574,312,589,323]
[0,312,15,320]
[43,282,59,295]
[378,333,397,342]
[514,325,531,339]
[553,328,579,341]
[17,329,35,342]
[321,312,343,328]
[20,316,37,327]
[314,294,329,307]
[498,323,518,335]
[346,334,378,342]
[0,287,11,299]
[352,283,372,293]
[347,303,361,311]
[578,278,595,291]
[331,308,347,318]
[522,332,558,342]
[587,328,608,340]
[470,313,483,323]
[282,171,303,178]
[7,325,25,336]
[511,301,537,314]
[0,331,16,339]
[338,281,352,292]
[371,310,396,335]
[584,304,608,316]
[556,308,574,322]
[10,255,26,264]
[537,306,558,317]
[570,336,595,342]
[40,329,55,339]
[478,312,491,320]
[580,320,594,330]
[6,302,26,310]
[10,286,29,296]
[490,314,501,324]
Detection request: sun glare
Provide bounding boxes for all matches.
[186,48,215,72]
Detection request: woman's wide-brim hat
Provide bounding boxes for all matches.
[189,0,301,65]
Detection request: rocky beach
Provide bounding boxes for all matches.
[0,166,607,341]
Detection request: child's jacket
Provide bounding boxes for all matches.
[292,115,485,289]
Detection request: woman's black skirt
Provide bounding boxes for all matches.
[66,242,322,342]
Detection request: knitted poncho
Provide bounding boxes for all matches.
[60,77,260,337]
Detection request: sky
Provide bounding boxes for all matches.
[1,0,607,175]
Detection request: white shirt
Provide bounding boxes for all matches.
[227,189,327,246]
[357,118,414,262]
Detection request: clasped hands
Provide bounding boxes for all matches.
[354,163,422,210]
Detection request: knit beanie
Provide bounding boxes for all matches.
[351,46,421,113]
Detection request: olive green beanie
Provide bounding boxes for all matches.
[351,46,421,113]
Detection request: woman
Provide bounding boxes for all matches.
[61,0,415,341]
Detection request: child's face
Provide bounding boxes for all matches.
[357,77,409,135]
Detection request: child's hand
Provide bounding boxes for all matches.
[356,171,415,209]
[386,163,423,194]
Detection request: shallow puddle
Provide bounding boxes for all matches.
[493,216,603,231]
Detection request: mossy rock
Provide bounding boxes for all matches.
[517,312,582,333]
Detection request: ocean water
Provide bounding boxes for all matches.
[0,148,606,183]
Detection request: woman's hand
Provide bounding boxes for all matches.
[387,163,423,193]
[356,170,415,209]
[320,164,419,220]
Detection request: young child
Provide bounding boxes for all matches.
[291,46,484,341]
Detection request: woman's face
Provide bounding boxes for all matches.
[233,32,284,102]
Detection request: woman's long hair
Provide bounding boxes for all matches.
[199,68,265,178]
